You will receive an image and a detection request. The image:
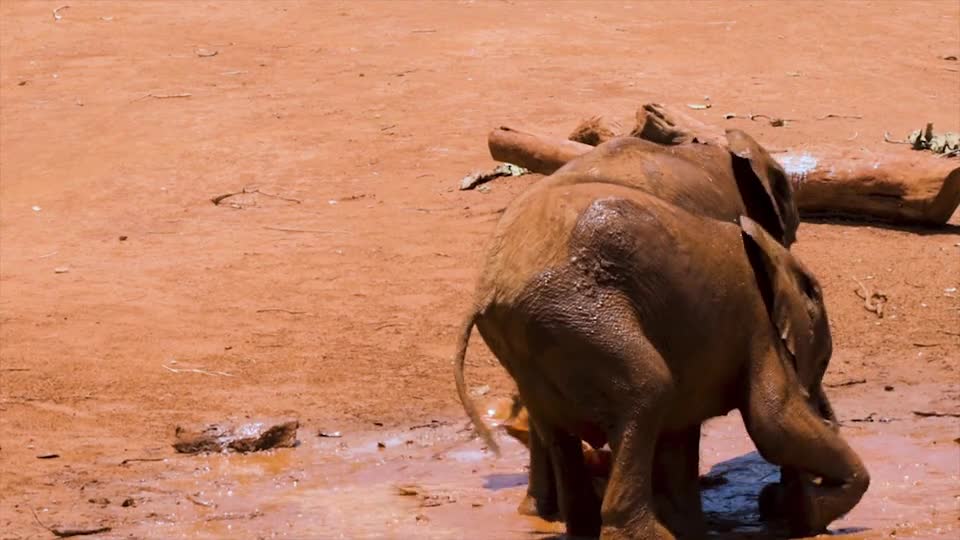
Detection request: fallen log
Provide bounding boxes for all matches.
[779,147,960,225]
[486,115,960,225]
[488,126,593,175]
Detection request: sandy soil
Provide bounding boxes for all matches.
[1,1,958,538]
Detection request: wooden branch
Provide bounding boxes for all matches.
[488,126,593,176]
[780,147,960,225]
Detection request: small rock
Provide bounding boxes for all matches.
[36,453,60,459]
[54,267,69,274]
[121,498,136,507]
[31,205,41,212]
[318,431,342,438]
[884,385,894,392]
[88,497,110,506]
[396,484,420,496]
[377,442,386,449]
[119,235,128,241]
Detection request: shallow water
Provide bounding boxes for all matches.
[112,399,959,540]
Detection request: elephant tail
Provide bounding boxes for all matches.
[453,309,501,456]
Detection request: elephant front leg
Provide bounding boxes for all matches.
[760,384,841,523]
[653,426,705,539]
[517,425,560,520]
[743,360,870,536]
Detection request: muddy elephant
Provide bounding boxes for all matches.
[465,129,805,523]
[549,129,800,248]
[453,181,868,539]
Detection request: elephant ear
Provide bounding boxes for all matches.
[739,215,803,361]
[727,129,800,248]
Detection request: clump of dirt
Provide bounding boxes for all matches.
[173,420,300,454]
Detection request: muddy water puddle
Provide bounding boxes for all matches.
[103,402,956,540]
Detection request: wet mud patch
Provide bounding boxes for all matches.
[99,393,957,539]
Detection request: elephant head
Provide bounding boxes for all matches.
[727,130,800,249]
[740,215,833,422]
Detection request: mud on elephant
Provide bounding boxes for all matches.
[453,180,868,539]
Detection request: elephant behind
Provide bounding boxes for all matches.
[453,180,868,539]
[460,128,806,523]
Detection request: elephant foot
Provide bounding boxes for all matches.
[759,479,829,537]
[758,481,787,522]
[601,522,676,540]
[516,493,560,522]
[784,481,829,537]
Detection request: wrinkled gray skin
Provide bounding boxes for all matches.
[471,129,811,528]
[453,182,868,539]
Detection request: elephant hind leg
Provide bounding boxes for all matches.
[742,354,870,535]
[518,404,600,536]
[516,425,560,521]
[582,330,675,539]
[602,417,676,540]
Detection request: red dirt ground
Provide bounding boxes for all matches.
[1,1,958,538]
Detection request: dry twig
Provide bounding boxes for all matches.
[119,457,165,466]
[722,112,789,127]
[186,494,214,507]
[913,410,960,418]
[30,507,111,538]
[133,93,193,102]
[212,187,301,206]
[52,5,69,21]
[883,132,911,145]
[825,378,867,388]
[162,365,234,377]
[852,277,888,318]
[816,113,863,120]
[263,226,346,234]
[256,308,308,315]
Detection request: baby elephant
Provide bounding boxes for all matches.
[454,180,868,539]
